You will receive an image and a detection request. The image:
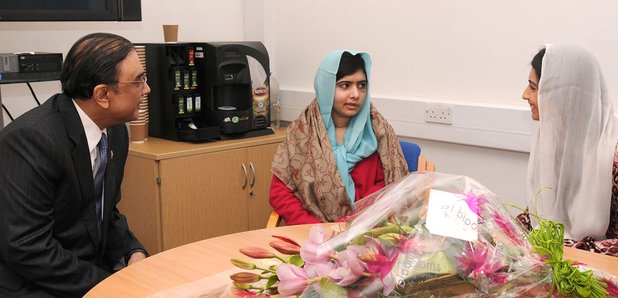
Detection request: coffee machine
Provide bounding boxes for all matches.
[137,41,272,142]
[203,42,272,138]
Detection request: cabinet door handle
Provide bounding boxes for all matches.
[249,162,256,188]
[241,163,248,190]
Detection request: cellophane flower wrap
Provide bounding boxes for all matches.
[231,172,617,297]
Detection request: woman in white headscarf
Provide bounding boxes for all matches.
[522,43,618,256]
[270,50,408,225]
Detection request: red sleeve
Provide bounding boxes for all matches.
[269,175,322,225]
[351,152,386,202]
[366,155,385,195]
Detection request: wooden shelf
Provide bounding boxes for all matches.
[127,127,287,160]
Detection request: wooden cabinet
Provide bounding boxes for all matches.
[118,128,285,254]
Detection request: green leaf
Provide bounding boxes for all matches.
[377,232,399,243]
[525,212,608,298]
[319,278,347,297]
[287,255,305,267]
[574,286,590,297]
[265,274,279,289]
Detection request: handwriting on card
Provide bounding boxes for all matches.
[426,189,478,241]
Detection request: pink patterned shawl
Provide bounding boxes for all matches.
[271,100,408,222]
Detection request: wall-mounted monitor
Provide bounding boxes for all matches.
[0,0,141,22]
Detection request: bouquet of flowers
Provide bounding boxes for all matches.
[230,172,618,297]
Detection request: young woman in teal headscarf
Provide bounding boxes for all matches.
[270,50,408,224]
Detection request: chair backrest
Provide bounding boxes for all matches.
[417,155,436,172]
[399,140,421,172]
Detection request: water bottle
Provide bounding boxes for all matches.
[270,75,281,130]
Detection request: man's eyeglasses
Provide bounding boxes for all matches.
[111,76,148,91]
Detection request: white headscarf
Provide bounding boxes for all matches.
[527,43,617,240]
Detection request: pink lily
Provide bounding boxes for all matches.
[271,235,301,247]
[336,245,368,276]
[300,226,335,264]
[461,190,487,216]
[328,266,362,287]
[360,239,399,297]
[303,261,335,279]
[456,244,504,280]
[456,244,487,278]
[239,246,274,259]
[492,211,523,245]
[230,272,261,283]
[276,263,309,296]
[269,240,301,255]
[363,238,399,281]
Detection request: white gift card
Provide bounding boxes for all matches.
[426,189,478,241]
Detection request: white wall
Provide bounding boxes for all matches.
[0,0,246,124]
[2,1,616,206]
[267,0,618,106]
[261,0,618,205]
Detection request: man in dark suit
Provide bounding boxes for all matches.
[0,33,148,297]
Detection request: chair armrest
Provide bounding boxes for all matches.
[266,210,282,228]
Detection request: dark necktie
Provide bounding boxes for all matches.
[93,133,108,235]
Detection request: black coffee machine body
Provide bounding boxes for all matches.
[203,42,271,136]
[137,42,272,142]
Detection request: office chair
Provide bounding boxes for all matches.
[399,140,421,172]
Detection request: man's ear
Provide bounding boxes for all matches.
[92,84,111,109]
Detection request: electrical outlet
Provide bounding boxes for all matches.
[425,103,453,125]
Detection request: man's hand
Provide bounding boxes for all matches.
[127,251,147,266]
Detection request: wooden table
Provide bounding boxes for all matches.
[85,224,618,297]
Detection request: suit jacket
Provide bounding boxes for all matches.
[0,93,145,297]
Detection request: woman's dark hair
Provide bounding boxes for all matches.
[336,52,366,81]
[61,32,134,100]
[531,48,546,80]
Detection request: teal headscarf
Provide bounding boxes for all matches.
[314,50,378,204]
